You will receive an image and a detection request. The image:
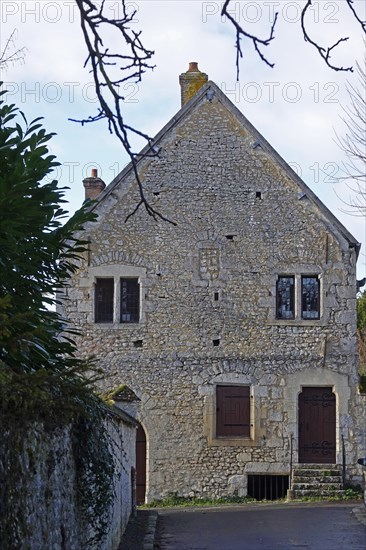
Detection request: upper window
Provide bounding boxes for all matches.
[95,278,114,323]
[120,278,140,323]
[216,385,250,437]
[275,274,321,321]
[301,276,320,319]
[276,276,295,320]
[94,277,140,324]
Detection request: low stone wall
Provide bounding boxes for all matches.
[0,410,136,550]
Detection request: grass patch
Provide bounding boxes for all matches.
[141,486,363,508]
[141,493,258,508]
[295,486,363,503]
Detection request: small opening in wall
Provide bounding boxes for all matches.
[214,292,219,301]
[225,235,234,241]
[153,191,160,196]
[256,191,262,199]
[247,475,289,501]
[213,339,220,347]
[133,340,143,348]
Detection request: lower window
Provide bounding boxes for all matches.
[216,385,250,437]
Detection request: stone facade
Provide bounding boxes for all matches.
[59,74,365,502]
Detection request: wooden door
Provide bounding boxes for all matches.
[298,387,336,463]
[136,424,146,504]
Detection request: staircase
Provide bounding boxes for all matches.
[290,464,344,499]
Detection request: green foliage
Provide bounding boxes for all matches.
[357,291,366,388]
[343,485,363,499]
[0,88,95,382]
[72,404,117,547]
[0,88,115,548]
[357,290,366,335]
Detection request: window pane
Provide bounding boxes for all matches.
[120,278,140,323]
[95,278,114,323]
[216,386,250,437]
[276,276,295,319]
[302,276,320,319]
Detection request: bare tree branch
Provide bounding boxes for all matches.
[301,0,353,73]
[223,0,366,77]
[71,0,176,225]
[0,29,26,71]
[335,57,366,216]
[346,0,366,34]
[221,0,278,79]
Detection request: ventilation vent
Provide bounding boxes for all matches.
[214,292,219,301]
[212,339,220,347]
[247,475,289,501]
[133,340,143,348]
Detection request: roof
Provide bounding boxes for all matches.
[90,80,361,257]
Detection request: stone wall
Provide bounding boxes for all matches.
[59,85,365,501]
[0,411,136,549]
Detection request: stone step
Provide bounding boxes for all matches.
[293,465,341,470]
[292,489,344,498]
[293,469,341,477]
[292,483,342,492]
[292,475,342,484]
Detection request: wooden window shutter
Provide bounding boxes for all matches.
[216,386,250,437]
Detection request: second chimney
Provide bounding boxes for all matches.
[83,168,106,201]
[179,62,208,107]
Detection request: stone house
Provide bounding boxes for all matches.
[59,63,365,502]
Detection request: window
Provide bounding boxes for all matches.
[276,276,295,320]
[301,276,320,319]
[120,278,140,323]
[95,278,114,323]
[216,385,250,437]
[275,274,321,321]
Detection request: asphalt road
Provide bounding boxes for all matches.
[155,502,366,550]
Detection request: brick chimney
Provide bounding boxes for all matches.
[83,168,106,200]
[179,62,208,107]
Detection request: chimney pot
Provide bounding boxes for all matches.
[83,169,106,201]
[188,62,199,72]
[179,62,208,107]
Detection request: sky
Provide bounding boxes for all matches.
[1,0,365,278]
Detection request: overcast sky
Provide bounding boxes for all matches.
[1,0,365,278]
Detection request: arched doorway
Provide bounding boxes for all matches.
[136,424,146,504]
[298,387,336,463]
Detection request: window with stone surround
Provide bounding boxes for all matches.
[94,276,141,324]
[275,274,321,321]
[216,385,250,437]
